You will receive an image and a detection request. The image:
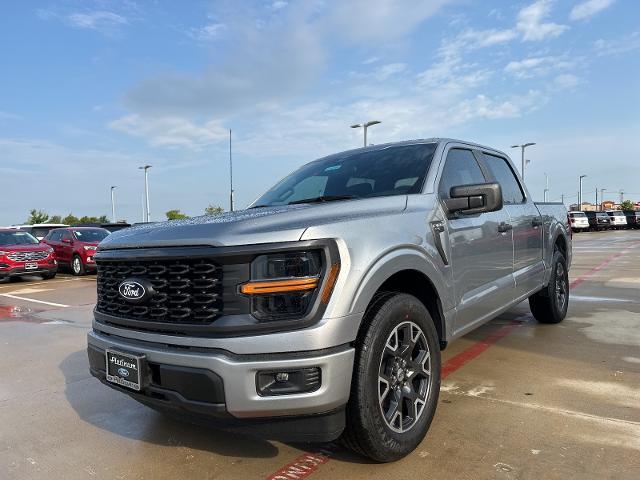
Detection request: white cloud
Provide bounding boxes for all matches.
[516,0,568,41]
[188,22,226,42]
[594,32,640,56]
[505,55,577,78]
[328,0,454,43]
[570,0,615,21]
[372,63,407,81]
[67,11,128,30]
[553,73,580,89]
[109,115,229,149]
[271,1,288,10]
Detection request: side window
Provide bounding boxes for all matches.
[49,231,60,242]
[482,153,525,205]
[61,231,72,242]
[438,148,486,198]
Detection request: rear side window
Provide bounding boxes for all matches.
[438,149,486,198]
[482,153,525,205]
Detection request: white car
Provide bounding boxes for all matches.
[568,211,589,232]
[606,210,627,229]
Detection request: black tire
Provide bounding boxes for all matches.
[529,250,569,324]
[71,255,85,276]
[341,292,441,462]
[41,272,56,280]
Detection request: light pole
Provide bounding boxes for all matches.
[543,173,549,202]
[139,165,152,222]
[351,120,381,147]
[600,188,606,211]
[229,130,234,212]
[579,174,587,211]
[110,186,117,223]
[511,142,535,181]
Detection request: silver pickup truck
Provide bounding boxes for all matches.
[87,138,571,462]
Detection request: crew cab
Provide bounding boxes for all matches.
[0,229,57,280]
[87,139,571,462]
[605,210,628,229]
[568,211,589,232]
[43,227,110,275]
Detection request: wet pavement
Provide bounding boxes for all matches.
[1,231,639,479]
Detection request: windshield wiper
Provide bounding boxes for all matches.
[288,195,355,205]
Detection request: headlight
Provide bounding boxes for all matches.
[83,245,98,251]
[240,251,338,321]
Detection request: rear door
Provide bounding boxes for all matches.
[480,152,544,300]
[438,145,514,335]
[45,230,63,260]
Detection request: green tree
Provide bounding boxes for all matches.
[620,200,635,211]
[62,214,80,225]
[49,215,62,224]
[204,204,224,216]
[98,215,109,223]
[166,209,189,220]
[27,209,49,224]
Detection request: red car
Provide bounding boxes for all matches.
[43,227,110,275]
[0,229,57,280]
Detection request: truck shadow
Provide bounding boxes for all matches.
[59,349,280,459]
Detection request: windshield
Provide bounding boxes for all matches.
[570,212,587,218]
[72,229,109,242]
[607,210,624,217]
[252,143,437,207]
[0,231,39,246]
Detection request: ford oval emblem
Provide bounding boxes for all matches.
[118,279,151,303]
[117,367,130,377]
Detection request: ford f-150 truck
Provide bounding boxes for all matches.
[87,139,571,462]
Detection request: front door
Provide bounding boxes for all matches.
[438,146,515,336]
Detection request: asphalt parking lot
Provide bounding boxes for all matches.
[1,230,639,480]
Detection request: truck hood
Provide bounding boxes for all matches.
[98,196,407,250]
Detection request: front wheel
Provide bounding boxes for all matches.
[341,293,441,462]
[529,250,569,324]
[71,255,85,276]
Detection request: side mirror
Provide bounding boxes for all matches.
[443,182,503,215]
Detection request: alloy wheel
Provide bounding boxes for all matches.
[555,262,567,310]
[378,321,431,433]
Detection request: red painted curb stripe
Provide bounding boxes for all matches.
[440,321,521,379]
[265,447,334,480]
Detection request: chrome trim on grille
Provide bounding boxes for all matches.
[6,251,49,262]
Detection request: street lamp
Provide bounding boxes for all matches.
[110,186,117,223]
[351,120,381,147]
[579,174,587,211]
[543,173,549,202]
[138,165,152,222]
[600,188,606,211]
[511,142,536,181]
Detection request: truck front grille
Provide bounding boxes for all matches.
[96,258,223,325]
[7,251,49,262]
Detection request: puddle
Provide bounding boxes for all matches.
[0,305,70,324]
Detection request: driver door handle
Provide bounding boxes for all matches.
[498,222,513,233]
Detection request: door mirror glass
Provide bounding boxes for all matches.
[443,182,503,215]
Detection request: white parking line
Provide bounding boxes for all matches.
[0,293,69,308]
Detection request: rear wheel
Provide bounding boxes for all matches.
[71,255,85,276]
[529,249,569,324]
[341,293,441,462]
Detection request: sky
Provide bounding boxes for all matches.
[0,0,638,225]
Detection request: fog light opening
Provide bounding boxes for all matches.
[257,367,321,396]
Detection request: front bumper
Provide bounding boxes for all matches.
[87,330,354,440]
[0,263,57,278]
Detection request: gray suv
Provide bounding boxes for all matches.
[87,138,571,462]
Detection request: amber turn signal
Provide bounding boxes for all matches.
[240,277,319,295]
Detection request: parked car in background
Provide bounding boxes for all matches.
[568,211,589,232]
[42,227,110,275]
[0,229,57,280]
[623,210,640,229]
[605,210,628,229]
[585,211,611,231]
[10,223,69,240]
